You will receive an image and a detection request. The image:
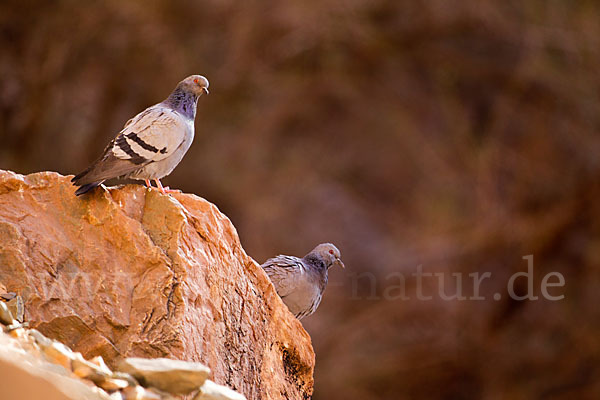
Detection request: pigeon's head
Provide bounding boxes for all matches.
[178,75,210,96]
[310,243,345,269]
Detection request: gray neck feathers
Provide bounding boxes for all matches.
[303,253,329,272]
[164,86,198,119]
[303,254,329,290]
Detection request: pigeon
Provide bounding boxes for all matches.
[72,75,209,196]
[261,243,344,319]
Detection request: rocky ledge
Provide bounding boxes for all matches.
[0,170,314,400]
[0,301,245,399]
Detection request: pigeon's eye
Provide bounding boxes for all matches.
[194,78,199,84]
[329,250,334,255]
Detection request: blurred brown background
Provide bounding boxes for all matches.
[2,1,600,399]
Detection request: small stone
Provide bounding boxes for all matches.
[90,356,113,373]
[5,322,26,332]
[43,340,75,370]
[8,327,27,339]
[122,386,162,400]
[72,357,110,380]
[109,392,125,400]
[0,301,15,325]
[6,295,24,322]
[194,380,247,400]
[112,372,139,386]
[28,329,53,348]
[118,357,210,395]
[0,292,16,300]
[14,332,40,355]
[72,357,134,392]
[98,378,130,392]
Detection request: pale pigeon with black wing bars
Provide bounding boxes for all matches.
[72,75,209,196]
[261,243,345,319]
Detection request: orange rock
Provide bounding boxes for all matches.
[0,170,315,400]
[43,341,76,371]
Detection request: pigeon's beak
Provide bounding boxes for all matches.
[203,87,209,95]
[334,257,345,269]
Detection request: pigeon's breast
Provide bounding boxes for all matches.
[282,271,325,317]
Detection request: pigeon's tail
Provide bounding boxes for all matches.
[72,168,97,196]
[74,182,102,196]
[72,162,106,196]
[71,149,141,196]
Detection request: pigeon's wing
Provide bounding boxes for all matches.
[261,255,305,298]
[112,105,191,163]
[72,105,189,186]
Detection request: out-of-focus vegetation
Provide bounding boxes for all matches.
[2,1,600,398]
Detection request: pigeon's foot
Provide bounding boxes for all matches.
[154,179,181,195]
